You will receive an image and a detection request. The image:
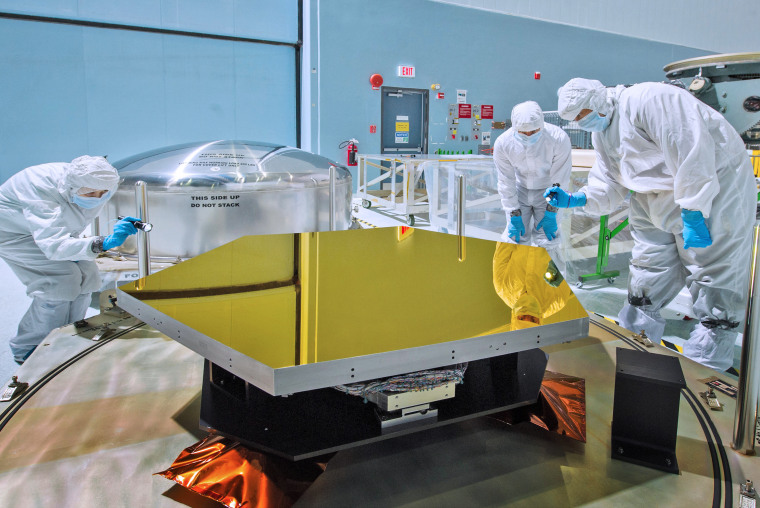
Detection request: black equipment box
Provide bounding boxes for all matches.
[611,347,686,473]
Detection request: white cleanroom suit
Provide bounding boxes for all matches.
[492,242,578,331]
[557,79,755,371]
[0,156,125,363]
[494,101,572,272]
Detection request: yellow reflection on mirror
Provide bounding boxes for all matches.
[490,242,583,333]
[121,228,586,369]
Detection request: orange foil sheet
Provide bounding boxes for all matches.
[155,434,327,508]
[492,371,586,442]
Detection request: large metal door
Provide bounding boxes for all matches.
[381,87,428,155]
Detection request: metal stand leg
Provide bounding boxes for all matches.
[578,215,628,286]
[134,181,151,290]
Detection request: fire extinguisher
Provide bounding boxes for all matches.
[339,139,359,166]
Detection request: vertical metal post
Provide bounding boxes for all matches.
[92,216,101,237]
[402,160,409,216]
[733,224,760,455]
[135,181,151,281]
[329,165,336,231]
[457,173,466,262]
[446,164,456,232]
[358,156,364,197]
[391,159,397,206]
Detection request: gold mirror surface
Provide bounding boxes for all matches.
[120,228,586,369]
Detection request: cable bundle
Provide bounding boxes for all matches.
[334,363,468,401]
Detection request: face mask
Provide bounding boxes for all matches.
[72,191,110,209]
[577,111,610,132]
[514,129,542,146]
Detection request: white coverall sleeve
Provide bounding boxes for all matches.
[22,205,97,261]
[550,134,572,188]
[581,146,629,216]
[494,145,520,213]
[633,93,719,217]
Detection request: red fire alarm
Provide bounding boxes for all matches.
[534,71,541,80]
[370,125,377,134]
[370,74,383,90]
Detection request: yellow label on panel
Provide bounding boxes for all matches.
[395,121,409,132]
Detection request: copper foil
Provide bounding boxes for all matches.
[492,371,586,442]
[532,371,586,442]
[155,434,327,508]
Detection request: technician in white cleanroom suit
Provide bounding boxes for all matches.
[493,101,572,272]
[0,156,139,364]
[545,78,755,371]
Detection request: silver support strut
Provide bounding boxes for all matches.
[732,223,760,455]
[329,166,336,231]
[135,181,151,282]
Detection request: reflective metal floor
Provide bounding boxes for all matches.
[0,312,756,507]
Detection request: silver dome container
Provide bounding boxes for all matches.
[100,140,352,259]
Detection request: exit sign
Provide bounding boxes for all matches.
[397,65,415,78]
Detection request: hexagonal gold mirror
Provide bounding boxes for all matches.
[117,227,588,395]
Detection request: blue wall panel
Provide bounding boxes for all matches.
[0,19,90,171]
[0,0,299,43]
[81,27,167,157]
[160,0,235,38]
[78,0,162,27]
[433,0,760,54]
[232,0,299,43]
[0,17,297,182]
[233,44,297,143]
[313,0,712,180]
[162,36,237,142]
[0,0,78,17]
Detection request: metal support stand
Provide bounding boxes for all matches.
[732,223,760,455]
[611,348,685,473]
[199,349,548,461]
[135,181,151,283]
[457,173,466,262]
[578,215,628,286]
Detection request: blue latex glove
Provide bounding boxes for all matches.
[508,215,526,243]
[102,217,139,250]
[681,209,712,249]
[536,211,558,241]
[543,186,587,208]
